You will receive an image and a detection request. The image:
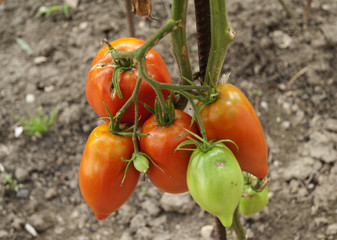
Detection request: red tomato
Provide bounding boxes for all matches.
[198,84,268,178]
[86,37,172,124]
[140,110,198,193]
[79,123,139,220]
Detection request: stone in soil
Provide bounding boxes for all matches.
[160,192,195,214]
[15,167,30,182]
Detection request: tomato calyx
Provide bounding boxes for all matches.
[243,172,270,193]
[176,128,238,153]
[102,39,137,100]
[144,92,176,126]
[195,85,220,112]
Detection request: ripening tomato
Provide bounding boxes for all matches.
[79,124,139,220]
[140,110,198,193]
[187,143,244,227]
[198,83,268,178]
[240,186,268,215]
[86,37,172,124]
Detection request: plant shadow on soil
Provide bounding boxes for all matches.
[0,0,336,239]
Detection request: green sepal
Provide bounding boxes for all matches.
[154,92,176,126]
[120,157,133,186]
[143,103,155,115]
[112,67,124,100]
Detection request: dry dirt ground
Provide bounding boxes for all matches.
[0,0,337,239]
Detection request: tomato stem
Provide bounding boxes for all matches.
[134,19,179,59]
[138,58,169,115]
[215,216,227,240]
[115,77,143,126]
[170,0,193,110]
[205,0,234,86]
[132,99,139,153]
[178,91,208,142]
[232,205,246,240]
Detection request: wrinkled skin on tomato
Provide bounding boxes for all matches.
[187,143,244,227]
[86,37,172,124]
[198,83,268,178]
[140,110,198,193]
[79,124,139,220]
[240,186,268,215]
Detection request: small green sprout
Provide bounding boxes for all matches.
[252,89,262,97]
[141,186,148,194]
[15,37,36,56]
[4,174,22,192]
[15,107,59,136]
[38,4,71,19]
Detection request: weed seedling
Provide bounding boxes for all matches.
[15,107,59,136]
[4,174,22,192]
[38,4,71,19]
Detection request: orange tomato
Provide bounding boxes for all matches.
[79,123,139,220]
[199,84,268,178]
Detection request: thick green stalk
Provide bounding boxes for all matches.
[170,0,193,110]
[232,205,246,240]
[205,0,234,86]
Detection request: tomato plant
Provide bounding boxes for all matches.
[198,83,268,178]
[79,123,140,220]
[78,1,271,238]
[86,37,172,124]
[240,186,269,215]
[140,109,198,193]
[186,142,243,227]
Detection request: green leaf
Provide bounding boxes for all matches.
[63,4,71,18]
[38,4,71,19]
[15,37,36,56]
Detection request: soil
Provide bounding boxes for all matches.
[1,0,336,239]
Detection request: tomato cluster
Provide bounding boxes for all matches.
[79,37,268,224]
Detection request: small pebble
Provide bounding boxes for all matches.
[79,22,89,30]
[34,56,47,65]
[25,223,38,237]
[326,223,337,235]
[25,93,35,103]
[16,189,30,198]
[45,188,58,200]
[15,168,29,182]
[281,121,290,129]
[14,127,23,138]
[200,225,214,239]
[260,101,268,110]
[44,85,54,93]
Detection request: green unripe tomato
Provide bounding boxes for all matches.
[187,143,244,227]
[240,186,268,215]
[133,154,149,173]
